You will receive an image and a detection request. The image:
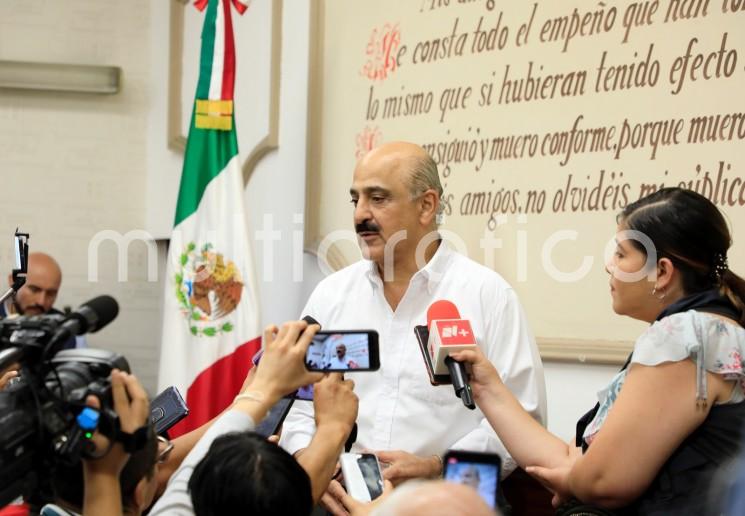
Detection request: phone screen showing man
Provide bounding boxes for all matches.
[443,451,501,509]
[306,331,378,371]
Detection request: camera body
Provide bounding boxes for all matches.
[0,316,128,508]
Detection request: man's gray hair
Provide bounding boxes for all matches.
[407,153,445,220]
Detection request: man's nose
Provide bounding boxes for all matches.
[40,292,53,310]
[354,198,371,225]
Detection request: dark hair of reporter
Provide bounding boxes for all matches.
[619,187,745,325]
[51,424,158,511]
[188,432,313,516]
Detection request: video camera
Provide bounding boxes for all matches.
[0,295,124,508]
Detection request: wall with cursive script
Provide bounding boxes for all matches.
[306,0,745,362]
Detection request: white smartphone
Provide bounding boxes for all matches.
[340,452,384,502]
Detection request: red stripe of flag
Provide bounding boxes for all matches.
[168,336,262,437]
[221,0,236,100]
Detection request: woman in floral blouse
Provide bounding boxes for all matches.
[452,187,745,515]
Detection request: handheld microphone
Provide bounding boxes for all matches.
[425,300,476,410]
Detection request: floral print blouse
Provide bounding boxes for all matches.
[583,311,745,444]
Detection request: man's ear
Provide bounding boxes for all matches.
[418,189,439,226]
[7,273,12,288]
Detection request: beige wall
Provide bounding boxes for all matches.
[0,0,163,392]
[308,0,745,361]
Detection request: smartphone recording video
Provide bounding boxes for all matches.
[340,452,384,502]
[305,330,379,372]
[443,450,501,510]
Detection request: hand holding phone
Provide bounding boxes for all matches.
[340,452,384,502]
[255,397,295,438]
[305,330,380,372]
[442,450,501,510]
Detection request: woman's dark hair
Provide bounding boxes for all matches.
[189,431,313,516]
[619,187,745,325]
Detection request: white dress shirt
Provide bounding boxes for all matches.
[280,243,547,475]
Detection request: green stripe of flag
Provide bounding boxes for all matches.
[195,0,218,100]
[173,0,239,227]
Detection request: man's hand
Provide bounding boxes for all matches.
[84,369,150,477]
[81,370,150,516]
[329,478,394,516]
[375,450,442,486]
[0,369,18,390]
[313,373,358,436]
[0,362,20,391]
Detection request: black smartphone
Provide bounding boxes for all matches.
[305,330,379,372]
[150,386,189,435]
[442,450,502,510]
[13,230,28,275]
[255,397,295,437]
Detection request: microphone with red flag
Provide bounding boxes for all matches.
[422,300,476,410]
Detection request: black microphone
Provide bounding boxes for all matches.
[49,295,119,349]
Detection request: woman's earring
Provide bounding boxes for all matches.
[651,286,666,300]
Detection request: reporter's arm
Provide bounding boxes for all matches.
[297,374,358,504]
[155,363,262,496]
[297,422,350,503]
[82,370,149,516]
[151,321,323,514]
[451,289,557,473]
[82,470,123,516]
[567,361,726,507]
[450,347,571,471]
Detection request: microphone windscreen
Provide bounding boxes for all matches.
[77,295,119,333]
[426,300,460,329]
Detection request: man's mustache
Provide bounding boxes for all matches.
[355,221,380,234]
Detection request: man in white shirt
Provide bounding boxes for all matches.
[280,141,546,514]
[326,343,356,370]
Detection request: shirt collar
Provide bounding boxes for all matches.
[364,239,453,294]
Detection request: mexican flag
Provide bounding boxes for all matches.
[158,0,259,437]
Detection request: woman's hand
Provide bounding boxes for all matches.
[448,347,502,400]
[526,445,583,508]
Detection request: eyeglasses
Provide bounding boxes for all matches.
[156,435,174,464]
